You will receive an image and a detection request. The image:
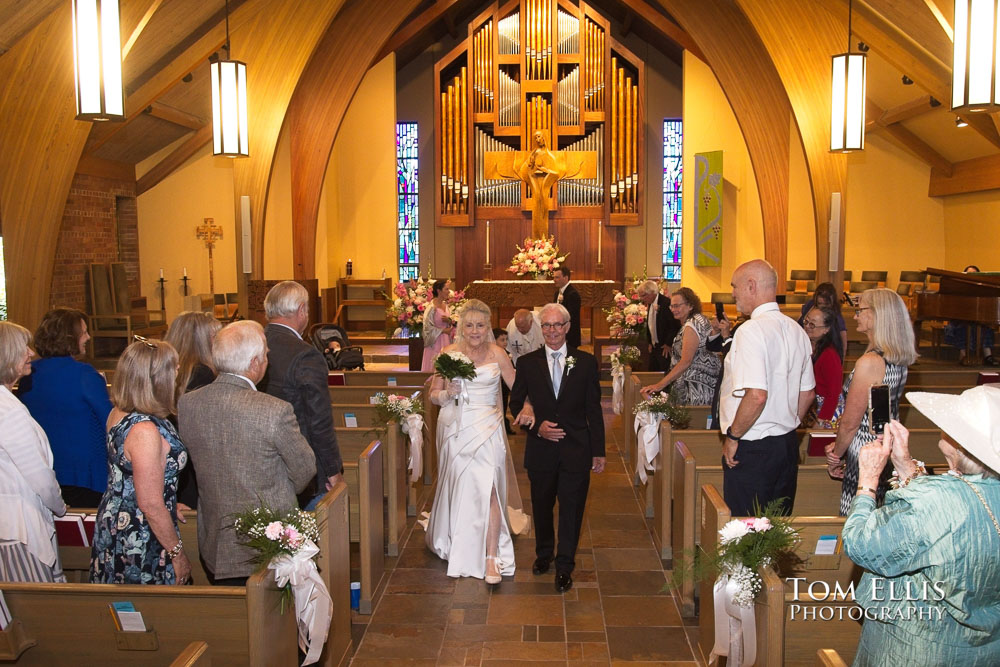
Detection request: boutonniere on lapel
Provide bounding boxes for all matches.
[565,356,576,373]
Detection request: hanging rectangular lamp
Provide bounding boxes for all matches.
[953,0,1000,111]
[210,59,249,157]
[830,52,867,152]
[72,0,124,121]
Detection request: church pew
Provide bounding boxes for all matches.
[342,440,386,615]
[49,484,353,666]
[327,385,422,404]
[332,371,432,386]
[169,641,210,666]
[816,649,849,667]
[697,484,862,666]
[803,428,947,467]
[335,427,406,556]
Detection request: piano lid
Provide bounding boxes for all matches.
[926,268,1000,297]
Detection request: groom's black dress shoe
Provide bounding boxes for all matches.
[532,557,551,575]
[555,572,573,593]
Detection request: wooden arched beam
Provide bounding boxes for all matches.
[657,0,792,284]
[0,5,92,328]
[229,0,347,287]
[736,0,848,284]
[286,0,422,280]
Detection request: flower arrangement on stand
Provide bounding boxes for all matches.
[384,269,467,337]
[605,273,652,346]
[372,392,426,482]
[233,506,331,664]
[507,236,569,279]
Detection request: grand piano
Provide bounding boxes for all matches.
[917,268,1000,360]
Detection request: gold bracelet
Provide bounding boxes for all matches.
[856,485,877,496]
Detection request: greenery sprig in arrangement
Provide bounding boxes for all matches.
[610,345,641,374]
[233,506,321,608]
[633,386,691,430]
[674,499,799,608]
[370,391,424,437]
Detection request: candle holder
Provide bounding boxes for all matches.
[157,277,167,313]
[181,275,190,297]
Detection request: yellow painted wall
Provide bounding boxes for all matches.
[942,190,1000,272]
[843,135,945,287]
[136,143,237,321]
[679,52,764,301]
[322,54,397,319]
[786,119,817,274]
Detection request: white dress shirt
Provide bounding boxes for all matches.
[225,373,258,390]
[719,302,815,439]
[544,343,569,391]
[647,299,659,346]
[506,316,545,366]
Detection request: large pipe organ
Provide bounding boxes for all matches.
[435,0,644,231]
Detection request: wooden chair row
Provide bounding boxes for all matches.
[0,483,352,666]
[697,484,862,666]
[329,371,432,386]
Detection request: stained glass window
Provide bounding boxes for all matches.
[663,119,683,281]
[396,122,420,281]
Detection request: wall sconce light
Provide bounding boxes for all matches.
[956,116,969,127]
[72,0,124,121]
[211,0,249,157]
[831,0,867,152]
[953,0,999,111]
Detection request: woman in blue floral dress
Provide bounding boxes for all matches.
[90,339,191,585]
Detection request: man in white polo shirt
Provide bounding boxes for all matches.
[720,259,815,516]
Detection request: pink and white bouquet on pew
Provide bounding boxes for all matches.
[233,505,331,664]
[373,391,426,482]
[507,235,569,279]
[605,273,650,346]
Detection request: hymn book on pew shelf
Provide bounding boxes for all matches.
[344,413,358,428]
[815,535,839,555]
[54,513,94,547]
[109,602,147,632]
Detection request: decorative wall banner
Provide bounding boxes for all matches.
[694,150,723,267]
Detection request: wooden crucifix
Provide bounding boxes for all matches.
[484,130,598,239]
[196,218,223,293]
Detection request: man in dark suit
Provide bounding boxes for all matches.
[178,320,316,585]
[509,302,605,593]
[552,266,582,348]
[258,281,342,509]
[637,279,680,372]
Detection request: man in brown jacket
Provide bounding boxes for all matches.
[178,320,316,585]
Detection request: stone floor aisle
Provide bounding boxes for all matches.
[348,400,701,665]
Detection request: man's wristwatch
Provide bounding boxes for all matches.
[725,427,740,441]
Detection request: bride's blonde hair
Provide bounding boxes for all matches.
[454,299,496,347]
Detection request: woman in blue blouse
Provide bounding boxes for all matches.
[17,308,113,507]
[843,386,1000,666]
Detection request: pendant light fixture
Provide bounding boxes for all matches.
[953,0,1000,112]
[211,0,249,157]
[72,0,124,121]
[830,0,867,152]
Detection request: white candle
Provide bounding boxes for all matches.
[597,220,603,264]
[159,268,164,279]
[486,220,491,264]
[183,267,188,277]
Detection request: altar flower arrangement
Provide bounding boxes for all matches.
[372,391,426,482]
[507,235,569,279]
[233,506,331,664]
[605,273,651,346]
[385,269,467,336]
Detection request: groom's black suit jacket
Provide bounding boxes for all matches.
[509,346,605,473]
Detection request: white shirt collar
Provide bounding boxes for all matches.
[271,322,303,339]
[750,302,780,318]
[559,280,570,294]
[225,373,258,390]
[546,343,569,357]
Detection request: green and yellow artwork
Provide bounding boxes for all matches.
[694,150,722,267]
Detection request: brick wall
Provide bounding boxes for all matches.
[49,173,138,311]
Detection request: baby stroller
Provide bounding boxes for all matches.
[311,323,365,371]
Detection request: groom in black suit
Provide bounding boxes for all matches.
[509,302,605,593]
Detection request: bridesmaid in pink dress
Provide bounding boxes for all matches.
[421,279,455,371]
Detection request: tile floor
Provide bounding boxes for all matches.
[347,401,701,665]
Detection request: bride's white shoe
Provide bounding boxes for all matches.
[485,556,502,584]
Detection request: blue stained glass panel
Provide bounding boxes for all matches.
[662,119,683,281]
[396,122,420,281]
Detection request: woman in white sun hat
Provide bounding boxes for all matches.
[842,385,1000,666]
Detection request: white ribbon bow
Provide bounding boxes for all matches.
[611,366,624,415]
[401,413,425,483]
[710,575,757,667]
[267,540,333,665]
[633,410,664,483]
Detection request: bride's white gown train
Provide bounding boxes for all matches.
[426,363,527,579]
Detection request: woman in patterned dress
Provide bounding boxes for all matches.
[90,338,191,585]
[826,288,916,515]
[640,287,721,405]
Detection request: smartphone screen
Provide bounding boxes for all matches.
[869,384,891,434]
[715,301,726,319]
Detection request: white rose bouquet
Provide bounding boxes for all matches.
[434,350,477,406]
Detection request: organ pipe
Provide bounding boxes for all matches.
[440,69,469,215]
[476,129,521,207]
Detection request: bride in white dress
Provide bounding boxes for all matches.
[426,299,532,584]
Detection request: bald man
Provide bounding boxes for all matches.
[506,309,544,366]
[719,260,815,516]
